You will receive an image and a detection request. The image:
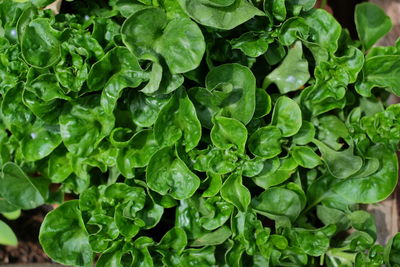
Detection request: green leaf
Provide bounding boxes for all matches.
[25,73,70,102]
[128,91,170,128]
[1,209,21,220]
[117,129,159,178]
[88,47,145,114]
[314,140,363,179]
[333,144,398,203]
[303,9,341,53]
[384,233,400,266]
[254,88,271,119]
[47,148,73,183]
[317,205,350,232]
[286,0,316,15]
[191,226,232,247]
[205,63,256,125]
[0,198,19,214]
[199,196,233,230]
[158,227,187,254]
[2,1,400,264]
[230,32,270,58]
[289,226,334,257]
[355,55,400,97]
[21,18,61,68]
[202,172,222,197]
[199,0,235,7]
[211,116,247,154]
[154,89,201,151]
[292,121,315,145]
[355,3,392,50]
[252,156,297,189]
[122,8,205,74]
[20,119,62,161]
[272,0,286,21]
[263,41,310,94]
[177,0,264,30]
[155,18,205,74]
[279,17,309,46]
[349,210,377,240]
[121,7,167,57]
[0,220,17,246]
[248,126,282,159]
[0,162,48,210]
[180,247,216,266]
[316,115,350,151]
[291,146,321,169]
[59,95,115,157]
[159,0,189,19]
[271,96,302,137]
[220,172,251,212]
[39,200,93,267]
[252,187,302,223]
[147,146,200,200]
[1,83,34,134]
[241,156,264,177]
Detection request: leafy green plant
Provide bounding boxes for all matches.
[0,220,17,246]
[0,0,400,266]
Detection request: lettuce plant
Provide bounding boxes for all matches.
[1,0,400,266]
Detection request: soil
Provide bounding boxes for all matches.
[0,206,54,264]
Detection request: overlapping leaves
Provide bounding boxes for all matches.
[0,0,399,266]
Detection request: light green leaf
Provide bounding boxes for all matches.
[292,121,315,145]
[279,17,309,46]
[231,32,270,58]
[252,157,297,189]
[88,47,145,114]
[0,220,17,246]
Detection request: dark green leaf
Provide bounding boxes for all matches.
[0,162,48,210]
[355,3,392,50]
[147,146,200,200]
[220,172,251,212]
[39,200,93,267]
[271,96,302,137]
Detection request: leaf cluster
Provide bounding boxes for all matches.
[0,0,400,266]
